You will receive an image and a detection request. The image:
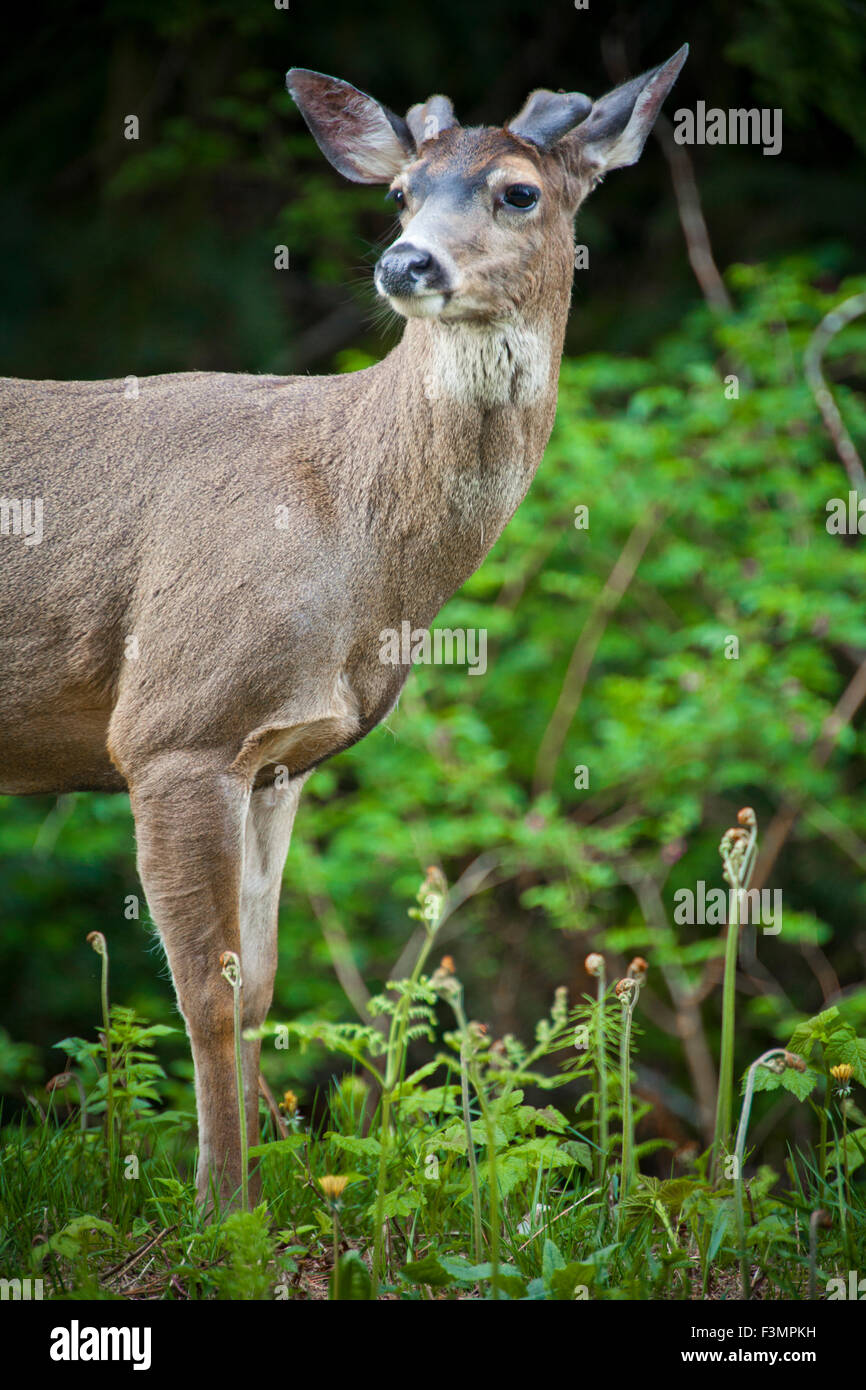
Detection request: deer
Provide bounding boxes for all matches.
[0,46,687,1209]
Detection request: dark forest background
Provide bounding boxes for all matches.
[1,0,865,1163]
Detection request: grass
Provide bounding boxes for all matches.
[0,815,864,1301]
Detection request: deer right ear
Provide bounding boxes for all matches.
[287,69,415,184]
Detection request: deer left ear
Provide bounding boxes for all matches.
[569,44,688,175]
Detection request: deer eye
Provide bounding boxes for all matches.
[386,188,406,210]
[502,184,539,210]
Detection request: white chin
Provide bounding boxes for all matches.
[384,293,447,320]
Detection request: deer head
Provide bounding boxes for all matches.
[288,47,687,327]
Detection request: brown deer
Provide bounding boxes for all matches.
[0,47,686,1207]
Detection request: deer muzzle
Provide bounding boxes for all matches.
[374,241,452,315]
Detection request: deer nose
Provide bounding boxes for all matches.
[375,243,440,297]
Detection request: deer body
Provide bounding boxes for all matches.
[0,314,561,793]
[0,49,685,1204]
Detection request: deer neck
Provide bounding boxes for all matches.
[358,269,572,578]
[404,313,558,410]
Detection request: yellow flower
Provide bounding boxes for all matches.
[319,1174,350,1202]
[280,1089,298,1116]
[831,1063,855,1096]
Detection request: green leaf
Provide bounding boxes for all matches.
[400,1254,454,1288]
[438,1256,493,1282]
[542,1238,566,1284]
[787,1008,849,1058]
[824,1035,866,1085]
[560,1140,593,1172]
[708,1201,732,1263]
[655,1177,702,1212]
[549,1263,593,1299]
[827,1126,866,1175]
[779,1067,820,1101]
[34,1216,118,1263]
[747,1063,819,1100]
[495,1273,530,1299]
[331,1250,372,1300]
[326,1132,382,1157]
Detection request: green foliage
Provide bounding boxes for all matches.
[214,1206,277,1300]
[55,1007,180,1133]
[787,1008,866,1083]
[0,896,863,1298]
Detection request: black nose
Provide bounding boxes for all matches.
[376,242,440,297]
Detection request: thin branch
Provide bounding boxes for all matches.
[33,794,77,857]
[103,1224,176,1284]
[799,942,840,1005]
[805,800,866,874]
[305,879,379,1027]
[599,31,732,314]
[804,292,866,493]
[516,1187,601,1252]
[653,115,733,314]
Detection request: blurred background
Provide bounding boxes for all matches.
[1,0,865,1164]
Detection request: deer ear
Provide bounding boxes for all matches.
[507,89,592,150]
[287,69,414,184]
[406,95,458,147]
[569,45,688,175]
